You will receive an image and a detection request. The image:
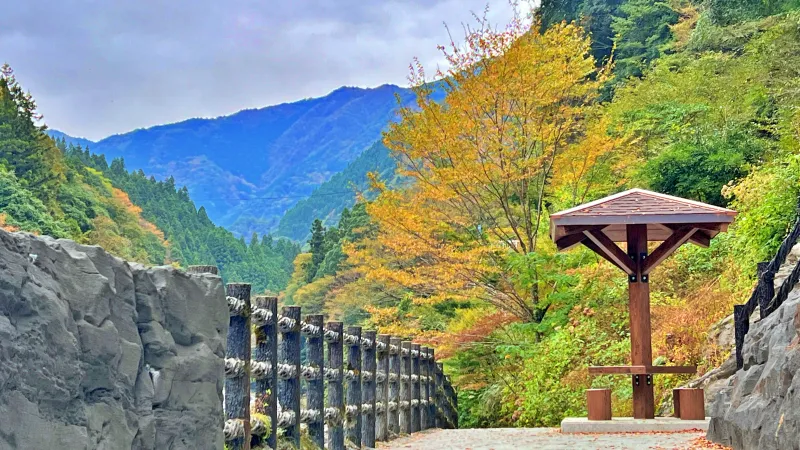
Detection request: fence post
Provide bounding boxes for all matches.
[420,346,429,430]
[362,330,377,448]
[400,341,412,434]
[251,296,278,449]
[448,375,458,429]
[435,362,444,428]
[305,314,325,449]
[376,334,390,441]
[345,327,362,447]
[388,337,401,437]
[224,283,252,450]
[427,348,436,429]
[411,343,421,432]
[734,304,749,370]
[758,262,776,318]
[278,306,301,447]
[327,322,345,450]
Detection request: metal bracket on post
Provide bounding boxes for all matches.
[629,274,637,283]
[640,253,649,283]
[646,374,652,386]
[634,375,640,386]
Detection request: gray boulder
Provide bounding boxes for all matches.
[706,289,800,449]
[0,230,227,450]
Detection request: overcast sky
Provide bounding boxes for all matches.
[1,1,531,141]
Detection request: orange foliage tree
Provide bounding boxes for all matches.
[349,16,620,322]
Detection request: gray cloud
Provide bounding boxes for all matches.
[1,0,525,140]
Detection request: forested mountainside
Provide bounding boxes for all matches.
[67,84,418,238]
[282,0,800,428]
[0,65,299,293]
[275,140,398,241]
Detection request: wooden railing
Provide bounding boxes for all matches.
[733,198,800,369]
[189,267,458,450]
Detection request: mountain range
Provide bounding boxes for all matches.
[51,84,426,240]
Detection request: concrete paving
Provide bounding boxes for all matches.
[561,417,710,433]
[378,428,718,449]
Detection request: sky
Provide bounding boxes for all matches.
[1,1,532,141]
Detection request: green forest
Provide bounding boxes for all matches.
[0,65,299,292]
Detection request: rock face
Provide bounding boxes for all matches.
[0,230,228,450]
[706,289,800,449]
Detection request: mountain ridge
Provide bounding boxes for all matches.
[50,83,417,238]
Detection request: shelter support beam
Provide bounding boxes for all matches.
[627,224,654,419]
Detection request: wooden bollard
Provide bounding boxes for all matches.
[362,330,377,448]
[435,362,444,428]
[278,306,301,447]
[420,346,429,430]
[346,326,362,447]
[306,314,325,449]
[400,341,412,434]
[411,343,421,432]
[327,322,345,450]
[388,337,401,436]
[251,296,278,449]
[376,334,390,441]
[677,388,705,420]
[587,389,612,420]
[427,348,436,429]
[225,283,251,450]
[673,388,681,418]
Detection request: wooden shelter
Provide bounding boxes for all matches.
[550,188,737,419]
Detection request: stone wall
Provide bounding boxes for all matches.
[0,230,228,450]
[707,290,800,449]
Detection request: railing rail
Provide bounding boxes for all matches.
[734,197,800,369]
[191,269,459,450]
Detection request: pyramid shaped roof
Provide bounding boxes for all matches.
[550,188,737,244]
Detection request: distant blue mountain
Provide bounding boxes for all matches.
[47,129,95,149]
[52,84,418,237]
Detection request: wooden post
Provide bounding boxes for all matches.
[411,343,421,432]
[278,306,301,447]
[400,341,412,434]
[757,262,775,318]
[673,388,682,418]
[419,346,429,430]
[306,314,325,449]
[435,362,444,428]
[677,389,705,420]
[734,304,749,370]
[444,375,455,428]
[453,379,458,429]
[225,283,251,450]
[327,322,345,450]
[251,296,278,449]
[427,348,436,429]
[587,389,612,420]
[376,334,390,441]
[362,330,377,448]
[346,327,362,447]
[627,224,655,419]
[388,337,401,436]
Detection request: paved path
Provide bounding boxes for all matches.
[378,428,722,450]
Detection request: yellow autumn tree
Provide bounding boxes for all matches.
[349,16,620,322]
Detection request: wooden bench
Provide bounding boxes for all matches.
[587,365,699,420]
[673,388,704,420]
[586,389,612,420]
